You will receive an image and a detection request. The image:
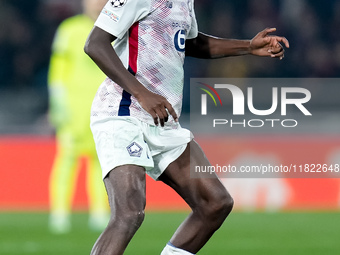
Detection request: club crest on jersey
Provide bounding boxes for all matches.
[110,0,127,8]
[127,142,143,157]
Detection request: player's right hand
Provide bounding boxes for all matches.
[136,90,178,127]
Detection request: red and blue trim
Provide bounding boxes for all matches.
[118,22,139,116]
[127,21,139,75]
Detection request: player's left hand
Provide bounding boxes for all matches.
[249,28,289,60]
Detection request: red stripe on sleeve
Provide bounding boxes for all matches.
[128,22,139,75]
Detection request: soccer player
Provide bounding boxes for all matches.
[48,0,109,233]
[84,0,289,254]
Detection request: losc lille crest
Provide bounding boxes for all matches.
[126,142,143,157]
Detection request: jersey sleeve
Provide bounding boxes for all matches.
[94,0,151,39]
[187,0,198,39]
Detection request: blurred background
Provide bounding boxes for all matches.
[0,0,339,254]
[1,0,340,133]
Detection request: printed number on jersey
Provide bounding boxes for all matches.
[174,30,186,52]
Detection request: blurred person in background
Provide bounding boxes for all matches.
[48,0,109,234]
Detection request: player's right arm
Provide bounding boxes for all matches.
[84,26,177,127]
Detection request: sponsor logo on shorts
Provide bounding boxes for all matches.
[101,8,120,22]
[127,142,143,157]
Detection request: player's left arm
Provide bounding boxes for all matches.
[185,28,289,60]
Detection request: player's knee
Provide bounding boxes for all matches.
[122,210,145,228]
[199,190,233,222]
[220,192,234,215]
[211,192,233,218]
[107,209,145,231]
[133,210,145,227]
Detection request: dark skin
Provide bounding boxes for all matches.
[91,141,233,255]
[85,26,289,255]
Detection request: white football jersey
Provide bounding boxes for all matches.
[91,0,198,126]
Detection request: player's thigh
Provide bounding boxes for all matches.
[104,165,146,214]
[159,140,231,209]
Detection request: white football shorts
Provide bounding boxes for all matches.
[90,116,193,180]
